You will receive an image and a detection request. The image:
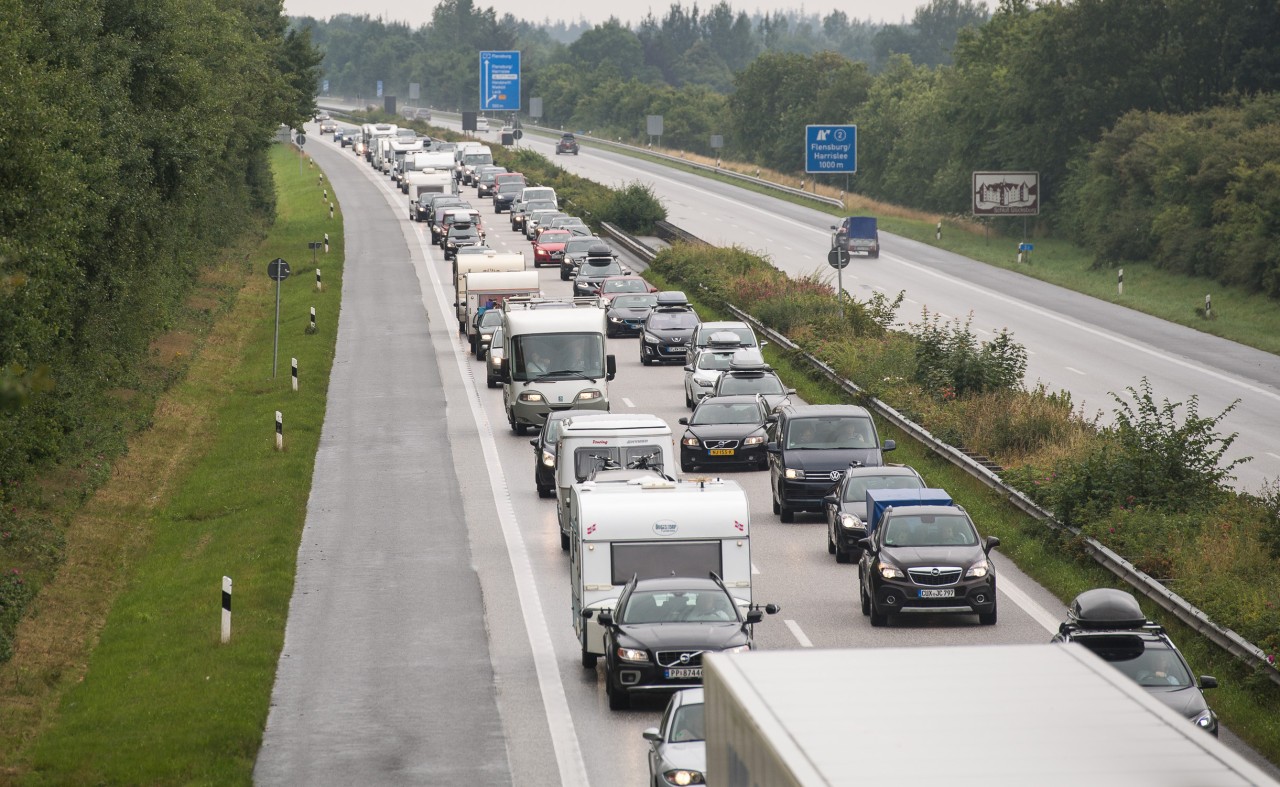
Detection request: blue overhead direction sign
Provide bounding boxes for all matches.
[479,50,520,111]
[805,125,857,174]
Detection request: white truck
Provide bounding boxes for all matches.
[459,270,540,355]
[571,477,754,668]
[497,297,616,435]
[554,413,677,549]
[703,644,1276,786]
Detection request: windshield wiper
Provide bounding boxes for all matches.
[526,369,598,384]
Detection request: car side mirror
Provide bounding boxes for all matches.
[857,537,873,553]
[823,494,838,505]
[678,417,689,425]
[745,609,763,625]
[529,439,539,448]
[605,354,617,381]
[785,389,796,396]
[766,443,780,454]
[596,610,614,627]
[984,535,1001,553]
[683,365,693,372]
[1199,676,1218,689]
[882,439,897,452]
[642,727,662,743]
[580,608,595,620]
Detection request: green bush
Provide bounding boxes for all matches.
[598,181,667,233]
[0,568,35,663]
[908,309,1027,399]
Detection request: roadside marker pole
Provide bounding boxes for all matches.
[275,411,284,451]
[1118,268,1124,296]
[315,268,322,292]
[324,233,330,253]
[221,576,232,644]
[329,202,334,220]
[1205,294,1212,318]
[307,307,317,334]
[291,358,298,392]
[936,221,942,241]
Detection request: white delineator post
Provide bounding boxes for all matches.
[1118,268,1124,296]
[315,268,322,292]
[221,576,232,644]
[291,358,299,392]
[275,410,284,451]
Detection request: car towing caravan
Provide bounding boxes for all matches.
[554,413,677,548]
[498,297,616,436]
[452,250,525,306]
[570,477,754,668]
[459,269,540,354]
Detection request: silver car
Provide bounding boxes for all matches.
[643,688,706,787]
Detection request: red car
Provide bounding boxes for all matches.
[598,275,657,301]
[531,229,572,268]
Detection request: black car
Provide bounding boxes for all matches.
[443,222,481,261]
[572,253,629,297]
[493,182,523,213]
[528,409,586,498]
[640,295,700,365]
[1052,588,1219,735]
[561,236,607,281]
[678,395,770,472]
[823,465,926,564]
[556,133,580,155]
[424,195,467,234]
[857,503,999,626]
[595,575,778,710]
[766,404,895,522]
[605,293,658,338]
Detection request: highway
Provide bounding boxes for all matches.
[255,119,1279,785]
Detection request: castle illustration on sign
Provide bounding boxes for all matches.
[972,171,1040,216]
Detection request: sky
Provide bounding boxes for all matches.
[283,0,937,28]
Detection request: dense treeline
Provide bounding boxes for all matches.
[0,0,321,485]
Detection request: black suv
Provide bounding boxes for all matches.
[641,293,700,365]
[766,404,895,522]
[678,395,771,472]
[443,222,481,261]
[1052,588,1219,735]
[556,133,580,155]
[857,503,999,626]
[572,249,629,297]
[593,575,778,710]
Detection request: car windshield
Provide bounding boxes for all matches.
[697,352,737,371]
[785,417,876,449]
[669,704,706,743]
[523,189,555,202]
[612,294,657,309]
[882,514,978,547]
[648,311,699,329]
[701,327,756,346]
[691,402,764,425]
[566,238,602,253]
[621,590,736,624]
[718,374,783,396]
[449,227,477,239]
[1085,640,1195,688]
[498,183,523,195]
[510,333,605,380]
[843,474,925,502]
[538,231,571,245]
[603,279,645,293]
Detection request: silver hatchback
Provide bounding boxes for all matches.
[643,688,706,787]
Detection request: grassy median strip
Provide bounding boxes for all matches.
[5,144,341,783]
[641,265,1280,765]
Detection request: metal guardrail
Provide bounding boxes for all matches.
[602,222,1280,687]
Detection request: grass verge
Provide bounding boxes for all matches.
[640,263,1280,766]
[0,143,342,783]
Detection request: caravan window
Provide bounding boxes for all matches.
[573,444,664,480]
[611,541,722,586]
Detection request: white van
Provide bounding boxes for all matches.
[570,477,753,667]
[554,413,677,548]
[458,145,494,185]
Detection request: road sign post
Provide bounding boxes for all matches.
[479,51,521,112]
[827,247,849,319]
[267,258,291,377]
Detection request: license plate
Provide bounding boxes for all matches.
[665,347,683,353]
[665,668,702,679]
[919,588,955,598]
[709,449,735,456]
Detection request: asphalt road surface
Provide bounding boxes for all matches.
[254,119,1280,786]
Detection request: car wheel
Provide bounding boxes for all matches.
[475,346,484,361]
[772,496,780,515]
[581,647,597,669]
[640,353,651,366]
[979,606,998,626]
[537,484,552,499]
[486,376,497,389]
[869,604,888,627]
[859,575,871,616]
[560,269,570,281]
[560,529,570,551]
[779,503,795,523]
[607,675,630,711]
[827,527,837,555]
[684,390,693,408]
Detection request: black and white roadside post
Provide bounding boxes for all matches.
[291,358,298,392]
[315,268,322,292]
[827,246,850,319]
[329,202,334,220]
[267,258,291,377]
[1205,294,1212,319]
[221,576,232,644]
[307,306,317,335]
[1118,268,1124,296]
[275,410,284,451]
[936,221,942,242]
[324,233,330,254]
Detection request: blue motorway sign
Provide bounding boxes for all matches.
[805,125,857,174]
[479,51,520,111]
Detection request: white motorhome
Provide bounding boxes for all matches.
[388,137,424,184]
[363,123,397,163]
[401,150,455,194]
[554,413,677,549]
[570,478,753,667]
[498,297,615,435]
[458,145,494,185]
[459,269,540,352]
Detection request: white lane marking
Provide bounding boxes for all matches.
[622,397,636,408]
[367,166,589,785]
[751,563,760,575]
[998,576,1061,633]
[1268,452,1280,461]
[1065,366,1086,376]
[904,297,918,304]
[783,619,813,648]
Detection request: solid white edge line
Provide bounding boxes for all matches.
[363,161,590,784]
[1065,366,1087,376]
[998,576,1061,634]
[751,563,760,575]
[783,619,813,648]
[622,397,636,408]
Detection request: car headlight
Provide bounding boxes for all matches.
[663,769,705,786]
[489,354,502,368]
[643,332,662,345]
[518,392,544,403]
[694,378,714,387]
[682,436,701,447]
[720,644,751,654]
[541,449,555,468]
[1194,709,1217,732]
[616,646,649,663]
[784,467,802,479]
[743,435,765,446]
[609,316,623,323]
[839,513,863,530]
[879,563,904,580]
[576,389,602,402]
[965,559,990,578]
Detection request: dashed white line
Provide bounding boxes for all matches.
[783,619,813,648]
[622,397,636,408]
[751,563,760,575]
[1065,366,1087,376]
[1268,452,1280,461]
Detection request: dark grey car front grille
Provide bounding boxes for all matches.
[908,567,963,586]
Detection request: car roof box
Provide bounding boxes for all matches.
[1067,588,1148,629]
[707,331,742,347]
[655,291,689,308]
